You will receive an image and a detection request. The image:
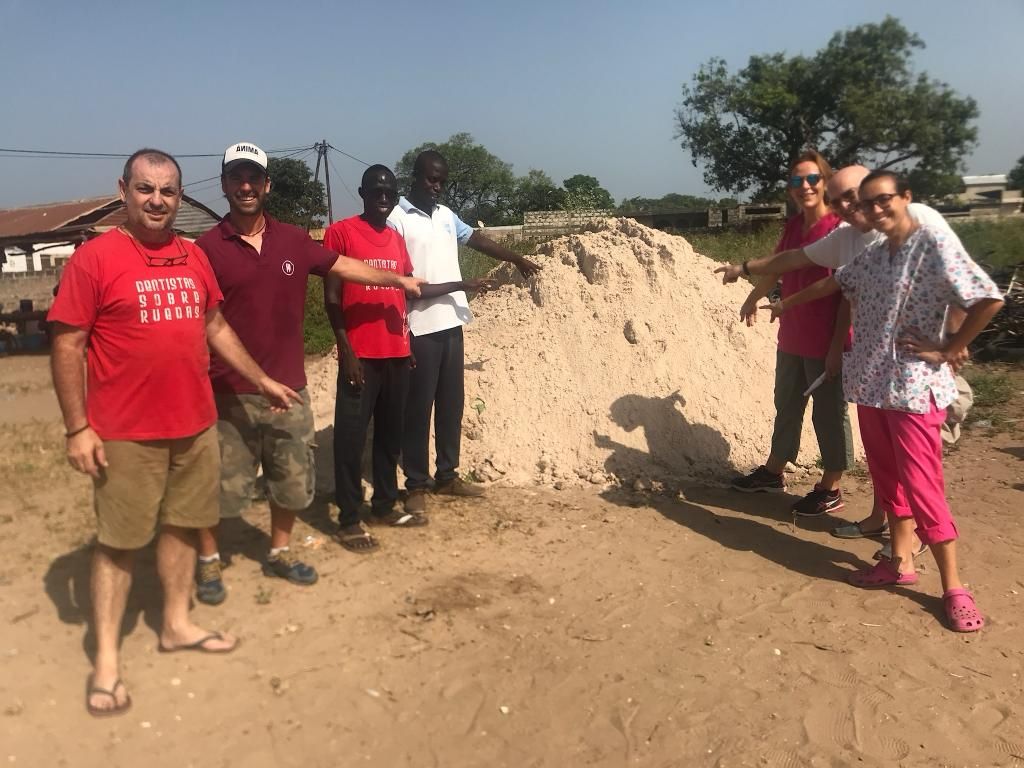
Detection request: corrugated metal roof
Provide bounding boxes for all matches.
[0,196,118,238]
[0,194,222,244]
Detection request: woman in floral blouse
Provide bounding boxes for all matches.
[767,170,1004,632]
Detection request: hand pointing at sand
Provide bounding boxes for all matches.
[715,263,744,284]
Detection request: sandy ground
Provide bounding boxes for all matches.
[1,353,1022,768]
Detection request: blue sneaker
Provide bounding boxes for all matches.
[262,549,318,586]
[195,559,227,605]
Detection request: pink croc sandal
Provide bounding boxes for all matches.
[847,558,918,589]
[944,588,985,632]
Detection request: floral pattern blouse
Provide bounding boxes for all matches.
[834,225,1002,413]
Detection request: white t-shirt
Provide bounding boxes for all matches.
[803,203,958,269]
[387,197,474,337]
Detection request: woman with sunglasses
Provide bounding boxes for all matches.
[761,170,1004,632]
[732,150,854,520]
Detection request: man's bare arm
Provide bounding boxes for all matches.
[715,248,813,283]
[50,322,107,477]
[205,307,302,409]
[328,254,425,296]
[466,231,540,278]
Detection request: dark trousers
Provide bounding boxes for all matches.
[333,357,410,527]
[403,326,464,490]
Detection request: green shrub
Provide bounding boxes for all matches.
[683,225,780,264]
[304,277,335,356]
[951,218,1024,273]
[963,369,1015,409]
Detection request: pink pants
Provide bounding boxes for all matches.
[857,401,958,546]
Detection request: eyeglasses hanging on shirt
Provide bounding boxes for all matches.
[121,228,190,267]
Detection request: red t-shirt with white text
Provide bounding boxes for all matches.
[48,228,223,440]
[322,216,412,358]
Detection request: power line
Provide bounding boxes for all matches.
[182,146,314,190]
[328,144,370,167]
[0,144,314,160]
[326,153,360,204]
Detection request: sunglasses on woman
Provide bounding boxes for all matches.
[788,174,822,188]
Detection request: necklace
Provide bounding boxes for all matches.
[237,217,266,238]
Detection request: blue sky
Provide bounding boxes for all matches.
[0,0,1020,219]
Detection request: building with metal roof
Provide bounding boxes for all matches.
[0,194,221,274]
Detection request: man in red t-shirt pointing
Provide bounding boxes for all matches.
[324,166,493,552]
[48,148,300,717]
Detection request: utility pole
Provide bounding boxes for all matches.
[311,140,333,225]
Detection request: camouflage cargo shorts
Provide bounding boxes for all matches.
[215,389,316,517]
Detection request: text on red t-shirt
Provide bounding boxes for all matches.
[47,228,223,441]
[322,216,411,359]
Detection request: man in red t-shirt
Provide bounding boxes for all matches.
[192,143,424,604]
[323,165,493,552]
[48,148,300,718]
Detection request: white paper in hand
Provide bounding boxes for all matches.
[803,372,828,397]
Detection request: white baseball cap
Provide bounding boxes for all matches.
[222,142,268,173]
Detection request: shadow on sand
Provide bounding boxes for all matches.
[595,390,946,623]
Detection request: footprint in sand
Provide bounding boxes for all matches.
[816,667,861,689]
[995,739,1024,758]
[758,747,808,768]
[855,686,894,714]
[803,704,857,751]
[873,734,911,761]
[779,583,834,612]
[969,702,1012,731]
[438,678,488,736]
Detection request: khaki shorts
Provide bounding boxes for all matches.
[215,389,316,517]
[94,427,220,549]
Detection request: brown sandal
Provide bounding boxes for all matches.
[335,525,380,553]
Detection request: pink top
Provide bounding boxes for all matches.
[776,212,843,358]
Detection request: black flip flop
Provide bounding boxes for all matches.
[158,631,239,654]
[86,677,132,718]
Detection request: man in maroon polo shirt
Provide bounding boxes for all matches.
[193,141,424,604]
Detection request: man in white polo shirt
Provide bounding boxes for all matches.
[388,150,540,514]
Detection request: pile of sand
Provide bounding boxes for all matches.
[307,217,857,490]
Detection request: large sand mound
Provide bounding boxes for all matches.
[308,217,858,490]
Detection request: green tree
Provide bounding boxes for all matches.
[1008,156,1024,190]
[618,194,705,213]
[516,169,565,212]
[562,174,615,210]
[675,17,979,201]
[396,133,518,225]
[264,157,328,229]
